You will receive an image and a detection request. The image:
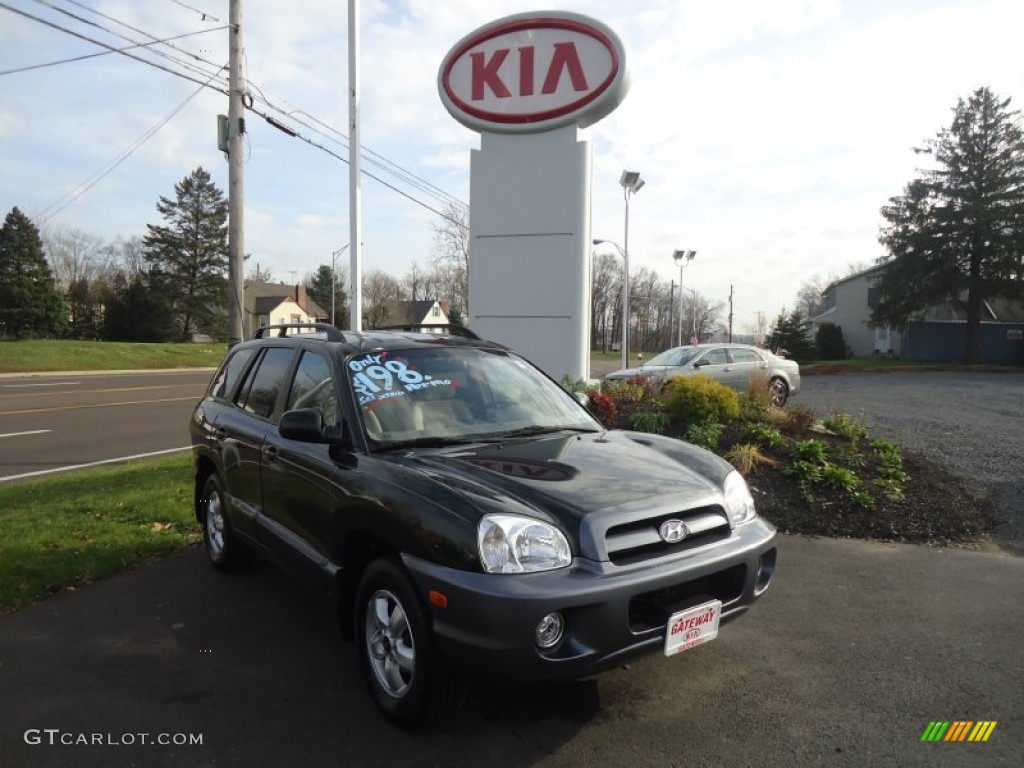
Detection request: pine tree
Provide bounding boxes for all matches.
[306,264,348,326]
[874,87,1024,363]
[766,310,813,361]
[143,167,228,341]
[0,207,67,338]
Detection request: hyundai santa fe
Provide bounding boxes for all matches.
[190,323,777,728]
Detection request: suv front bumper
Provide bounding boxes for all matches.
[403,518,776,682]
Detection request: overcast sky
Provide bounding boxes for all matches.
[2,0,1023,336]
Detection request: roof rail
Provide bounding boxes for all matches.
[374,324,482,340]
[252,323,348,341]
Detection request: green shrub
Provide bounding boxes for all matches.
[820,464,861,492]
[629,410,669,434]
[791,439,828,465]
[559,374,589,393]
[815,322,847,360]
[852,490,876,509]
[745,422,786,449]
[782,460,823,484]
[684,420,725,450]
[663,374,740,425]
[823,411,868,440]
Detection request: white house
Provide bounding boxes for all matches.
[243,282,327,338]
[811,265,898,357]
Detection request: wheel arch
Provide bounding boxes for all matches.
[337,531,400,642]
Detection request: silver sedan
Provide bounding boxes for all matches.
[605,343,800,406]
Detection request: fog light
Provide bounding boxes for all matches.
[755,548,777,595]
[535,612,564,649]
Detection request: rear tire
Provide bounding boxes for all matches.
[768,377,789,408]
[354,557,466,728]
[199,473,246,571]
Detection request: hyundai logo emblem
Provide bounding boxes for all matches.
[659,519,688,544]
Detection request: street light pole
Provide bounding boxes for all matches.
[331,244,349,326]
[672,249,696,346]
[620,170,644,370]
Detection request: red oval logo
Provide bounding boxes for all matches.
[438,12,629,134]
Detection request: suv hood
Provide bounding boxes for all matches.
[390,430,731,533]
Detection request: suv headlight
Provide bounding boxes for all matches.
[478,514,571,573]
[724,471,757,525]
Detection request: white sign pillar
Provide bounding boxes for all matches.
[439,11,630,382]
[469,127,591,380]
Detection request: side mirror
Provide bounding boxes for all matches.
[693,358,708,368]
[279,408,328,443]
[573,391,590,408]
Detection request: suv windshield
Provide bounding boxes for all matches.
[345,347,600,445]
[646,347,700,367]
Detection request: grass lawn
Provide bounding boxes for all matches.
[0,452,200,615]
[0,340,225,373]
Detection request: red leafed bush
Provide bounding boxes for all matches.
[585,390,618,425]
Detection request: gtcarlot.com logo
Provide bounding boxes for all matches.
[920,721,997,743]
[24,729,203,747]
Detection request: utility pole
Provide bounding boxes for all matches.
[728,284,734,342]
[226,0,245,346]
[348,0,362,332]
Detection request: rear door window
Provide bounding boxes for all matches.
[211,347,255,399]
[236,347,296,420]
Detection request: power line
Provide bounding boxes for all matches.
[162,0,221,24]
[30,0,228,85]
[37,66,226,223]
[7,2,467,224]
[0,26,225,76]
[0,1,231,91]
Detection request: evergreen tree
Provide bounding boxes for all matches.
[766,310,814,361]
[306,264,348,326]
[143,167,228,341]
[102,272,174,342]
[815,322,847,360]
[874,87,1024,363]
[0,207,67,338]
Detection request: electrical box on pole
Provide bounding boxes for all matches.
[217,114,229,154]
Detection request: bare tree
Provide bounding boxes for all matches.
[430,201,470,317]
[42,227,104,292]
[246,262,273,283]
[745,311,770,347]
[591,251,620,351]
[362,269,406,328]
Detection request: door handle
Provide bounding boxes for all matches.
[214,427,227,441]
[263,445,279,463]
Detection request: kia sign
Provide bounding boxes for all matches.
[439,11,630,134]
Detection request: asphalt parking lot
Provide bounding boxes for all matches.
[1,539,1021,766]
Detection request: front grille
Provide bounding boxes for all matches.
[604,505,731,565]
[628,564,747,632]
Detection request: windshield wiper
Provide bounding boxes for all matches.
[495,425,602,438]
[373,436,484,452]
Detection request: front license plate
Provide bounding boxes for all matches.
[664,599,722,657]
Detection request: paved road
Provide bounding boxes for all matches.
[0,536,1020,767]
[0,371,210,482]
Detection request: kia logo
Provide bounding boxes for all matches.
[438,11,630,134]
[659,519,688,544]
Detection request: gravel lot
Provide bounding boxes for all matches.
[795,371,1024,552]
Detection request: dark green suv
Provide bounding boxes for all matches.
[190,324,777,728]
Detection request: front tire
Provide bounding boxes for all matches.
[768,377,789,407]
[354,558,465,728]
[199,473,245,571]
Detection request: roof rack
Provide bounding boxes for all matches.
[253,323,349,341]
[374,324,481,340]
